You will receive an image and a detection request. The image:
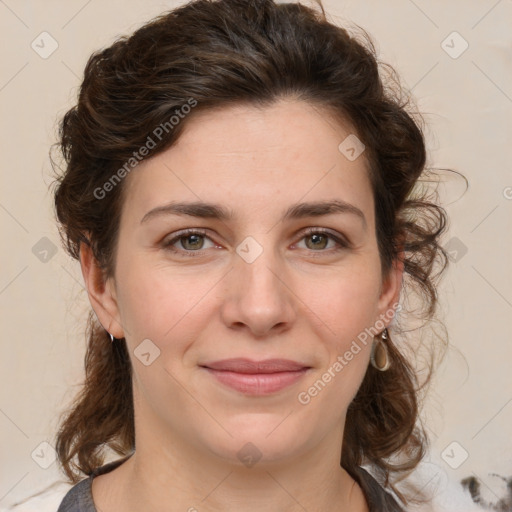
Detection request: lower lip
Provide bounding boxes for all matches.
[203,368,308,395]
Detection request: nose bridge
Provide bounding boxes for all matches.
[235,235,284,301]
[221,234,295,335]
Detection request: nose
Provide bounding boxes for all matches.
[219,245,296,338]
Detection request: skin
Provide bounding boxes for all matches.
[80,98,403,512]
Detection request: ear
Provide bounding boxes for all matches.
[376,251,404,327]
[79,239,125,339]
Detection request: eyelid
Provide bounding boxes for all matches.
[162,228,214,252]
[162,226,351,256]
[298,227,351,248]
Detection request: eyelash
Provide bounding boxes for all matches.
[162,228,350,258]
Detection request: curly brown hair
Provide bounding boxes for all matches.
[51,0,453,506]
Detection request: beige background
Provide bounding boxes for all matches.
[1,1,511,510]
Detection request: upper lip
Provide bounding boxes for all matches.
[201,358,309,373]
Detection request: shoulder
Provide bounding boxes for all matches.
[4,458,131,512]
[55,478,94,512]
[3,482,73,512]
[350,465,406,512]
[55,457,131,512]
[350,462,490,512]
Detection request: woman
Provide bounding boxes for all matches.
[51,0,450,510]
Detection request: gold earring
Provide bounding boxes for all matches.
[370,328,391,371]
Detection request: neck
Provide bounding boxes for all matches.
[122,450,362,512]
[92,393,368,512]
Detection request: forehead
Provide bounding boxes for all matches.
[120,99,374,226]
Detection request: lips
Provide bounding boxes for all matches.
[200,358,310,395]
[201,358,309,373]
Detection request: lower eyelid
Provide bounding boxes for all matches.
[295,239,343,251]
[163,230,349,254]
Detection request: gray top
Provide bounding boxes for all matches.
[57,456,405,511]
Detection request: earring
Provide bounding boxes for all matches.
[108,332,115,343]
[370,328,391,371]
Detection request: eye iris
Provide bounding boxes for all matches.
[174,232,334,252]
[181,234,204,250]
[306,233,328,250]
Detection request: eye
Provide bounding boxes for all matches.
[163,229,216,256]
[295,228,350,253]
[162,227,350,258]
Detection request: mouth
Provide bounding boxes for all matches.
[200,358,311,395]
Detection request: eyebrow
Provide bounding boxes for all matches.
[140,199,367,228]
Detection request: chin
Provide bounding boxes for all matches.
[199,416,311,467]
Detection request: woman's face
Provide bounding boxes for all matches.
[88,98,402,467]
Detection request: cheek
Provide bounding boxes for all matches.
[115,257,218,346]
[115,238,383,349]
[298,267,382,410]
[306,261,383,347]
